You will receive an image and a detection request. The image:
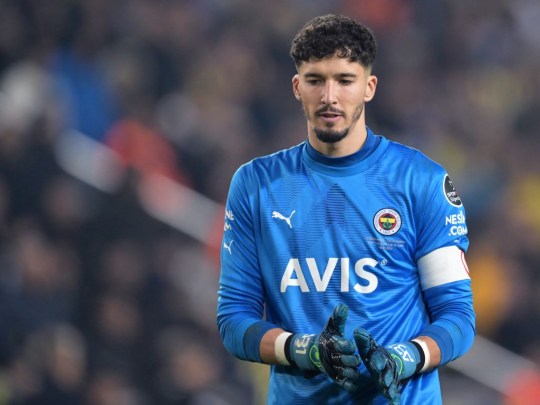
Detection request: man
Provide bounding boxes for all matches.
[217,14,475,404]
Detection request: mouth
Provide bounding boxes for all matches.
[317,112,343,124]
[317,110,343,124]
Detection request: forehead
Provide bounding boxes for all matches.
[297,56,368,77]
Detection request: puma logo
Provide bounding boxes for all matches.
[223,240,234,254]
[272,210,296,229]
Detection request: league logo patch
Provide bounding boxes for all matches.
[443,174,462,207]
[374,208,402,236]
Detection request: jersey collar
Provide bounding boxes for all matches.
[302,127,388,176]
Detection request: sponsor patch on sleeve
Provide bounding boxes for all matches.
[443,174,462,207]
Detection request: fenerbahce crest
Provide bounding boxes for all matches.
[374,208,402,235]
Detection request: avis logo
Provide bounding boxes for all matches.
[280,258,379,293]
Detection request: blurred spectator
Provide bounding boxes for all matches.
[6,323,85,405]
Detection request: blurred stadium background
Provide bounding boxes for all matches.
[0,0,539,404]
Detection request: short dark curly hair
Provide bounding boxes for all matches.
[290,14,377,70]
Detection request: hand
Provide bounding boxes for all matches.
[353,328,424,404]
[354,329,402,404]
[290,303,361,392]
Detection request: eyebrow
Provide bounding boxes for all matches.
[303,72,358,79]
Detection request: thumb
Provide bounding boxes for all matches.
[325,303,348,336]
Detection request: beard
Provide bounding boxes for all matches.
[313,127,350,144]
[308,103,364,144]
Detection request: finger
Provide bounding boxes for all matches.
[332,367,360,393]
[325,351,361,368]
[370,350,388,372]
[341,366,361,381]
[388,388,401,405]
[340,378,359,393]
[331,336,357,355]
[338,368,373,393]
[339,354,361,368]
[353,328,373,360]
[326,303,348,336]
[381,367,395,388]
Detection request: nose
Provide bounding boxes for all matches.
[321,81,337,105]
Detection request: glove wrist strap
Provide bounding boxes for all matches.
[287,334,319,371]
[284,333,298,368]
[411,338,430,373]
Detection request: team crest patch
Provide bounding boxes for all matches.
[443,174,462,207]
[374,208,402,235]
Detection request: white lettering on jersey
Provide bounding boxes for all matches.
[449,225,468,236]
[306,257,338,291]
[353,258,379,293]
[281,259,309,292]
[445,210,468,236]
[445,211,465,225]
[280,258,379,293]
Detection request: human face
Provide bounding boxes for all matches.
[292,56,377,156]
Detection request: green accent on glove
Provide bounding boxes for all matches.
[309,345,321,369]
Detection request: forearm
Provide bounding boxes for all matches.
[421,280,476,366]
[217,309,275,362]
[260,328,288,364]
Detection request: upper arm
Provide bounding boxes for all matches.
[414,161,469,259]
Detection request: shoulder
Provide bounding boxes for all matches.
[383,136,446,176]
[236,142,305,177]
[373,134,453,203]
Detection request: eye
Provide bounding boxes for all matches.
[340,79,353,85]
[307,79,321,85]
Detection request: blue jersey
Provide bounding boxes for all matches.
[218,128,471,404]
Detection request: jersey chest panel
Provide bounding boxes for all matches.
[257,167,419,300]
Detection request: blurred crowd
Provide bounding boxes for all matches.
[0,0,539,404]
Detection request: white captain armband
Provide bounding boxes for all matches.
[274,332,293,366]
[418,245,470,291]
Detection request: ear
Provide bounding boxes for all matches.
[292,74,301,100]
[364,75,378,102]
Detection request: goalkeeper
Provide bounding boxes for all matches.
[217,13,476,404]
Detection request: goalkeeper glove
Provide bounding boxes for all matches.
[287,303,361,392]
[354,329,425,405]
